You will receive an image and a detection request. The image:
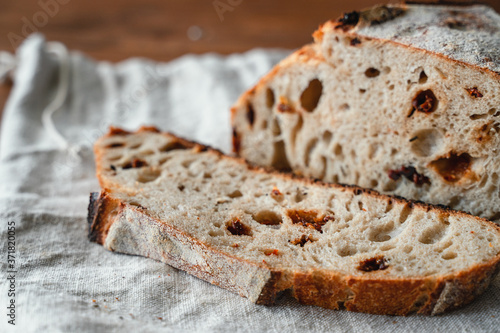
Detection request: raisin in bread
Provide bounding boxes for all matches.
[88,126,500,315]
[231,4,500,221]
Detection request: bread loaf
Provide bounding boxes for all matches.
[88,126,500,315]
[231,4,500,221]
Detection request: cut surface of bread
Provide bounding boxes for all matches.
[231,4,500,221]
[88,126,500,315]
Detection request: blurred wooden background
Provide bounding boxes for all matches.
[1,0,498,121]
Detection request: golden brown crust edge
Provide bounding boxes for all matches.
[292,257,500,315]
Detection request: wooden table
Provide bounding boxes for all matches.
[1,0,498,123]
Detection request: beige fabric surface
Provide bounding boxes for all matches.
[0,34,498,333]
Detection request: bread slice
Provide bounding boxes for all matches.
[88,126,500,315]
[231,4,500,221]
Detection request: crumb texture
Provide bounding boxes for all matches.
[95,130,500,278]
[232,4,500,221]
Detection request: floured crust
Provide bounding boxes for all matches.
[316,3,500,76]
[88,126,500,315]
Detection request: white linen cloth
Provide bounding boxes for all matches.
[0,34,498,333]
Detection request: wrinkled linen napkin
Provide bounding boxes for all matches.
[0,34,498,333]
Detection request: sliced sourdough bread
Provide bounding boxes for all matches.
[88,126,500,315]
[230,4,500,221]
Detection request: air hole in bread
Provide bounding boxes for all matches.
[428,152,472,183]
[106,142,125,148]
[300,79,323,112]
[486,184,497,196]
[129,142,142,149]
[247,102,255,127]
[181,159,194,169]
[291,114,303,149]
[339,103,350,111]
[141,150,155,156]
[203,172,212,179]
[271,140,291,171]
[369,222,395,242]
[367,143,379,159]
[364,68,380,78]
[226,218,252,236]
[322,130,333,144]
[337,245,357,257]
[418,70,428,84]
[137,169,161,183]
[294,188,307,203]
[123,158,148,169]
[227,190,243,198]
[266,88,275,109]
[290,234,316,247]
[410,128,444,157]
[385,200,394,213]
[489,108,499,116]
[442,252,457,260]
[333,144,343,158]
[209,229,225,237]
[319,156,327,180]
[159,156,172,165]
[359,89,366,94]
[161,141,188,152]
[388,84,395,90]
[409,90,438,116]
[403,245,413,253]
[253,210,282,227]
[287,209,333,233]
[304,138,319,167]
[271,118,281,136]
[261,119,268,130]
[492,173,498,183]
[370,179,379,188]
[399,203,412,224]
[177,184,185,192]
[470,114,488,120]
[418,221,449,245]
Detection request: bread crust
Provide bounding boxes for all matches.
[89,126,500,315]
[317,4,500,77]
